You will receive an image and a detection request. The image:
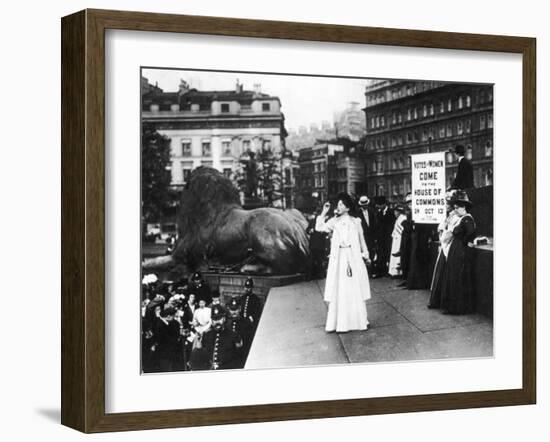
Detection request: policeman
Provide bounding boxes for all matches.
[188,271,212,305]
[191,305,243,371]
[240,278,263,332]
[226,297,254,365]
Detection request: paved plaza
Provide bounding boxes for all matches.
[246,277,493,369]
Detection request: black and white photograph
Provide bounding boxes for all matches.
[140,68,494,374]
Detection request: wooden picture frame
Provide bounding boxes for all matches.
[61,8,536,433]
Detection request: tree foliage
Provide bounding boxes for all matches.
[141,123,173,222]
[235,148,283,207]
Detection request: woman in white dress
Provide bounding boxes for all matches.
[315,193,372,333]
[192,299,212,335]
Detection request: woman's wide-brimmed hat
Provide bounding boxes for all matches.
[454,190,473,207]
[445,189,459,203]
[358,195,370,207]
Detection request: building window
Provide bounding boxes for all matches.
[381,116,385,127]
[407,109,412,121]
[458,97,464,109]
[262,139,272,151]
[439,125,445,138]
[485,141,493,157]
[392,113,397,124]
[466,145,473,160]
[371,117,375,128]
[429,104,434,116]
[391,137,396,147]
[446,124,453,137]
[406,132,412,144]
[465,119,472,133]
[392,158,398,170]
[423,105,427,117]
[480,115,486,130]
[262,102,271,112]
[414,108,418,119]
[466,95,471,107]
[181,140,192,157]
[243,140,251,151]
[398,113,403,123]
[221,103,230,113]
[222,140,231,156]
[376,116,380,128]
[413,131,418,142]
[457,121,464,135]
[422,130,428,142]
[202,141,211,156]
[440,101,445,113]
[447,99,452,112]
[488,114,493,128]
[398,136,403,146]
[183,168,192,183]
[479,91,486,104]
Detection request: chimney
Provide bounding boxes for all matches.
[253,83,261,96]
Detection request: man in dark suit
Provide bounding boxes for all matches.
[152,307,181,372]
[451,144,474,190]
[372,196,395,277]
[357,195,376,263]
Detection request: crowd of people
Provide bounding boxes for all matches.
[308,143,480,332]
[141,143,481,364]
[141,273,263,373]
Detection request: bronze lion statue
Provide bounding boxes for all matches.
[144,167,310,275]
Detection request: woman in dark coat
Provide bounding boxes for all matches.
[429,190,459,308]
[438,191,476,314]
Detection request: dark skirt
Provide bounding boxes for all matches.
[428,250,446,308]
[439,240,475,314]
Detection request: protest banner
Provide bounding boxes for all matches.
[411,152,446,224]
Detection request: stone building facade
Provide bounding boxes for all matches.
[142,78,287,190]
[362,79,494,201]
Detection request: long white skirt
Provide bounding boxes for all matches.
[388,235,402,276]
[325,248,370,332]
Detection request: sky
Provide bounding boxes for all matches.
[142,68,369,132]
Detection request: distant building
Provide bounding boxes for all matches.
[296,139,366,208]
[142,77,287,189]
[286,123,336,151]
[328,149,367,197]
[333,101,366,141]
[362,79,494,201]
